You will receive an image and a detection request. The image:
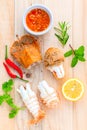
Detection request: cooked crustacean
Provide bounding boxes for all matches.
[10,34,42,68]
[17,83,45,124]
[38,80,59,108]
[44,47,65,79]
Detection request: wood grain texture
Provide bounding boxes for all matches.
[0,0,87,130]
[0,1,15,130]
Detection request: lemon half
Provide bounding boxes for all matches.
[62,78,84,101]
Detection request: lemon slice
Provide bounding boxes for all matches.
[62,78,84,101]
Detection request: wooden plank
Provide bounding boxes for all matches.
[0,1,15,130]
[14,0,73,130]
[72,0,87,130]
[40,0,73,130]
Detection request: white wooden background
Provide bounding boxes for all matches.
[0,0,87,130]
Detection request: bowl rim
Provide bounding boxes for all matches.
[23,4,53,36]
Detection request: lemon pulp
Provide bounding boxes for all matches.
[62,78,84,101]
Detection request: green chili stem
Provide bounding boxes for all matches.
[5,45,8,59]
[17,76,29,82]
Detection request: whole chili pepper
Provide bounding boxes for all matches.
[5,45,23,78]
[3,62,28,82]
[3,62,16,78]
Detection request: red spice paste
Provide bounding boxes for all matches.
[26,8,50,32]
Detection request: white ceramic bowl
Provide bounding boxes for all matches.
[22,4,53,36]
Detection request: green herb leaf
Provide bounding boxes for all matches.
[54,21,69,46]
[4,94,16,108]
[55,33,63,43]
[78,56,86,62]
[54,27,62,33]
[64,50,73,57]
[3,94,11,100]
[0,95,4,105]
[77,46,84,53]
[64,45,86,68]
[63,34,69,45]
[2,79,14,93]
[6,97,14,107]
[0,79,22,119]
[75,46,85,56]
[9,108,19,118]
[71,56,78,67]
[9,107,23,118]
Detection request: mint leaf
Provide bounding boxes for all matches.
[2,79,14,93]
[64,50,73,57]
[71,56,78,67]
[77,46,84,53]
[75,46,85,56]
[75,50,84,57]
[78,56,86,62]
[64,45,86,68]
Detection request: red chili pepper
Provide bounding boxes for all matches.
[3,62,17,78]
[5,45,23,78]
[3,62,29,82]
[5,58,23,78]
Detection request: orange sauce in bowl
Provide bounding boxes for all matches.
[26,8,50,32]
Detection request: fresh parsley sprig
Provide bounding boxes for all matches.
[0,79,23,118]
[64,44,86,67]
[54,21,70,46]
